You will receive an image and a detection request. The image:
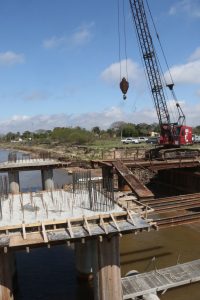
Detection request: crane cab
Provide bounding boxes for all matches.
[173,125,193,145]
[159,124,192,146]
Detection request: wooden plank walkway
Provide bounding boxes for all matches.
[122,259,200,299]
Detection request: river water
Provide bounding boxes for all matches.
[0,149,200,299]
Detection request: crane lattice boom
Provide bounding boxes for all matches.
[129,0,170,126]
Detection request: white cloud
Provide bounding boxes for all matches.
[183,103,200,126]
[42,36,66,49]
[22,91,49,101]
[189,47,200,61]
[43,23,94,49]
[165,60,200,84]
[101,59,144,88]
[71,23,94,46]
[1,101,200,134]
[0,107,157,134]
[0,51,25,66]
[169,0,200,18]
[196,90,200,97]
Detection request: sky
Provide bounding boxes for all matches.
[0,0,200,134]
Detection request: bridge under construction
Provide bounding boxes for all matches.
[0,151,200,299]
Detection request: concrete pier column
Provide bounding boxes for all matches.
[41,168,54,191]
[8,171,20,194]
[0,252,14,300]
[74,240,94,281]
[93,235,122,300]
[102,166,113,191]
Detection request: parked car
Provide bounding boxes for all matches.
[138,136,148,143]
[121,137,139,144]
[132,138,139,144]
[146,137,159,144]
[121,137,133,144]
[192,134,200,143]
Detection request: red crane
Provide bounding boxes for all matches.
[128,0,193,158]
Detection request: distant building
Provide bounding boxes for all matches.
[150,131,159,137]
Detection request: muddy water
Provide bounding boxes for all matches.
[120,224,200,299]
[16,225,200,299]
[0,149,200,299]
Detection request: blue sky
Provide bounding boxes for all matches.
[0,0,200,133]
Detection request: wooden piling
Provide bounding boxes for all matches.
[0,252,14,300]
[93,235,122,300]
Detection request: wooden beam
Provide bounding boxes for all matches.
[0,252,14,300]
[93,235,122,300]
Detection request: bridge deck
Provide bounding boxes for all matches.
[92,158,200,171]
[122,259,200,299]
[0,159,70,172]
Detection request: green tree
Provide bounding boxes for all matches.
[92,126,101,136]
[121,123,138,137]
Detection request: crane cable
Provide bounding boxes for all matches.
[122,0,129,80]
[145,0,179,123]
[117,0,122,81]
[145,0,174,86]
[117,0,129,80]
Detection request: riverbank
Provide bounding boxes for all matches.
[0,141,147,162]
[0,142,103,177]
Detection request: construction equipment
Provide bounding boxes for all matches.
[128,0,196,159]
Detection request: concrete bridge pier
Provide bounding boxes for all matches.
[41,168,54,191]
[0,252,15,300]
[102,166,113,191]
[93,235,122,300]
[74,240,94,281]
[8,171,20,194]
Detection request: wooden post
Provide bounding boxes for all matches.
[101,150,104,160]
[102,167,113,191]
[93,235,122,300]
[0,252,14,300]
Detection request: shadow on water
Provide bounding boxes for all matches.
[120,245,163,257]
[15,246,93,300]
[120,252,172,266]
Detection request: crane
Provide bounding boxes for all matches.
[128,0,194,158]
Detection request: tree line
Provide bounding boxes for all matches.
[1,122,200,145]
